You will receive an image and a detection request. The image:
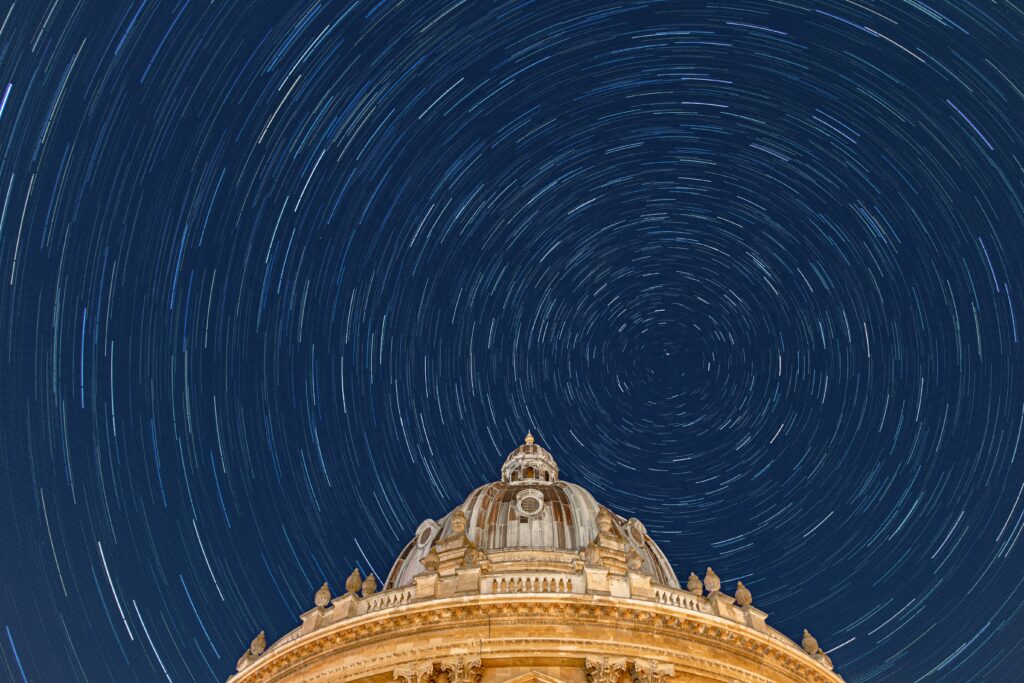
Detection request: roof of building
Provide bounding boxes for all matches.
[385,433,680,590]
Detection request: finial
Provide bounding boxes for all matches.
[802,629,819,655]
[735,580,752,607]
[249,630,266,657]
[687,572,703,596]
[361,574,377,597]
[800,629,833,669]
[345,568,362,595]
[525,431,534,445]
[703,566,721,593]
[314,581,331,608]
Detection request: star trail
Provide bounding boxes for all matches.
[0,1,1023,681]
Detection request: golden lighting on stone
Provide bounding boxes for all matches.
[229,437,843,683]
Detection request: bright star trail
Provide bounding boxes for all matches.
[1,1,1023,681]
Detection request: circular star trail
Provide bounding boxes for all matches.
[1,1,1023,681]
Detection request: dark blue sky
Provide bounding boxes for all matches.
[1,1,1023,681]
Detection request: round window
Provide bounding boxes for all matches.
[516,490,544,517]
[415,520,438,547]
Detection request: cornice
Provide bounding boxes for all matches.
[229,594,843,683]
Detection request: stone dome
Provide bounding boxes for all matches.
[231,432,846,683]
[385,434,680,590]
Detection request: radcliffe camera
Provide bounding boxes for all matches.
[231,433,839,681]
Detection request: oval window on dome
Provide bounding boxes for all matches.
[626,518,648,544]
[415,520,439,547]
[515,490,543,517]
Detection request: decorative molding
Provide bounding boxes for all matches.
[259,636,796,683]
[229,597,842,683]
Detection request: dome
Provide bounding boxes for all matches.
[231,432,846,683]
[386,434,679,590]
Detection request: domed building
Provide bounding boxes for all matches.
[230,434,844,683]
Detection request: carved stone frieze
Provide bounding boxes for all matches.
[266,636,785,683]
[232,597,841,683]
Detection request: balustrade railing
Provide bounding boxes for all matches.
[653,586,708,613]
[351,573,709,617]
[360,587,415,613]
[485,573,579,595]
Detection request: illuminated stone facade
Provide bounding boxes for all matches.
[229,434,844,683]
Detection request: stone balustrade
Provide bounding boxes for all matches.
[483,572,581,595]
[360,587,415,614]
[652,585,708,613]
[290,568,755,635]
[237,568,824,682]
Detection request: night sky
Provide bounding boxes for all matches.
[0,1,1023,681]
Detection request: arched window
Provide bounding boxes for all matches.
[525,467,535,479]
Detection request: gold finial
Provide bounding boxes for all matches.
[314,581,331,608]
[249,630,266,656]
[802,629,819,655]
[525,431,534,445]
[345,568,362,595]
[735,580,752,607]
[703,566,721,593]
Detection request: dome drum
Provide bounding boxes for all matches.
[230,586,841,683]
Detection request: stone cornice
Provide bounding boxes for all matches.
[229,594,843,683]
